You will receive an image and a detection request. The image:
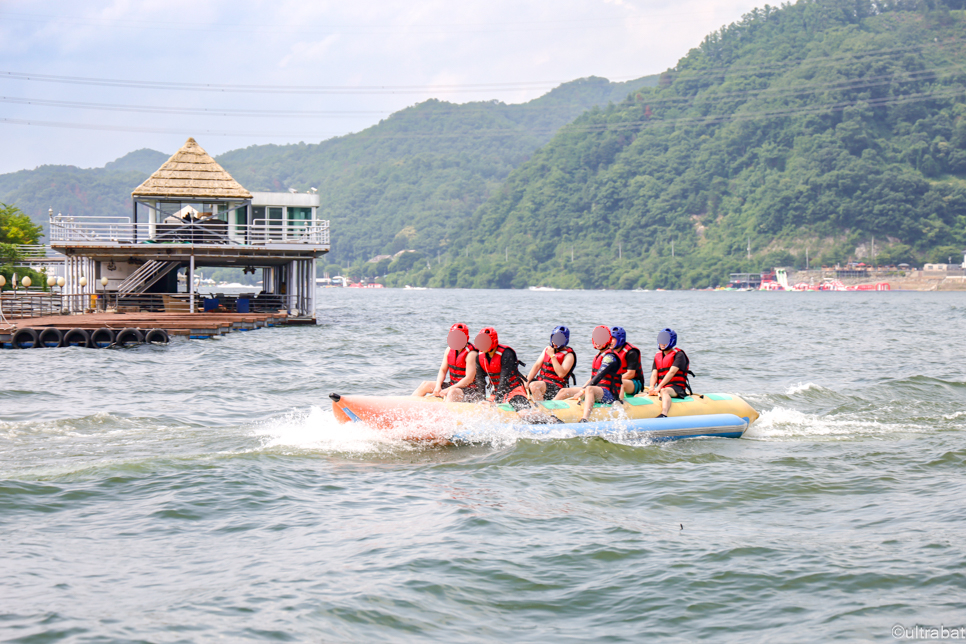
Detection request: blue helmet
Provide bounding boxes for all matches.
[551,325,570,348]
[610,326,627,349]
[657,328,677,350]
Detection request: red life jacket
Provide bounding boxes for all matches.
[591,350,622,399]
[478,344,525,394]
[654,348,690,390]
[537,346,576,388]
[614,342,643,383]
[447,343,482,392]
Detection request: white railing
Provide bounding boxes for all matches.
[15,244,60,259]
[49,215,329,246]
[0,291,302,317]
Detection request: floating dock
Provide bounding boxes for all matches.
[1,311,289,348]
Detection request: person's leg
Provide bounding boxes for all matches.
[554,387,581,400]
[660,387,678,416]
[582,386,604,421]
[443,387,465,402]
[413,381,437,397]
[529,380,548,401]
[622,380,635,396]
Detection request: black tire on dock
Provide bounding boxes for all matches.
[145,328,170,344]
[90,327,115,349]
[11,328,39,349]
[115,328,144,347]
[63,328,91,348]
[38,327,64,348]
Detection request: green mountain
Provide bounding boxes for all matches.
[217,76,656,263]
[377,0,966,289]
[0,76,655,252]
[0,149,169,231]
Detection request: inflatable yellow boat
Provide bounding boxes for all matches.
[329,392,759,442]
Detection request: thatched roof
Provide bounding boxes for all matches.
[132,137,251,199]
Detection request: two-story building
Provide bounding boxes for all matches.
[49,137,329,321]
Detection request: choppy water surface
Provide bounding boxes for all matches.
[2,290,966,643]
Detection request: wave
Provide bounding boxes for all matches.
[783,382,827,396]
[744,406,930,440]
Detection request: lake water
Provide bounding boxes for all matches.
[2,289,965,642]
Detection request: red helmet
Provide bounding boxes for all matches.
[447,322,470,350]
[475,327,499,353]
[592,325,612,350]
[450,322,469,341]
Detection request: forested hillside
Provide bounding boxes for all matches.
[0,76,653,252]
[0,149,168,231]
[218,76,655,262]
[376,0,966,289]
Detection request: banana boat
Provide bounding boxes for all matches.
[328,392,758,442]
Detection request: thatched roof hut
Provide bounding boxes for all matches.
[132,137,251,200]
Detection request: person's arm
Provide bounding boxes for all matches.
[656,366,679,389]
[589,354,620,387]
[451,350,479,389]
[495,348,519,399]
[647,357,659,395]
[553,352,574,379]
[433,351,450,396]
[525,349,545,384]
[621,349,639,381]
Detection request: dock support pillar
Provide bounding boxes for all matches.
[189,255,195,314]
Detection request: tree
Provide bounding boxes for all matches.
[0,203,43,244]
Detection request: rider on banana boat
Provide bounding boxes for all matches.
[554,325,623,422]
[412,322,486,402]
[525,325,577,401]
[647,328,693,418]
[610,326,645,399]
[475,327,532,412]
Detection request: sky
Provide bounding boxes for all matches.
[0,0,758,174]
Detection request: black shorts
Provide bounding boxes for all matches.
[506,395,532,411]
[666,384,687,398]
[535,380,562,399]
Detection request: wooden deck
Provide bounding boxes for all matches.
[1,311,290,342]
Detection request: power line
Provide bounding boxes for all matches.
[629,65,966,108]
[567,87,966,134]
[0,96,390,118]
[0,10,729,36]
[0,70,577,95]
[2,86,962,139]
[2,65,957,122]
[654,41,965,85]
[1,40,958,97]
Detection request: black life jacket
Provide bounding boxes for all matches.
[537,346,577,387]
[447,343,484,392]
[591,350,622,399]
[478,344,526,394]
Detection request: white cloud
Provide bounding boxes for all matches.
[0,0,757,173]
[279,35,341,68]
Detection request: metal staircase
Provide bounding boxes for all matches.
[117,260,180,295]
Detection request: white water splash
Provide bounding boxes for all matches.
[745,406,928,440]
[251,406,415,454]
